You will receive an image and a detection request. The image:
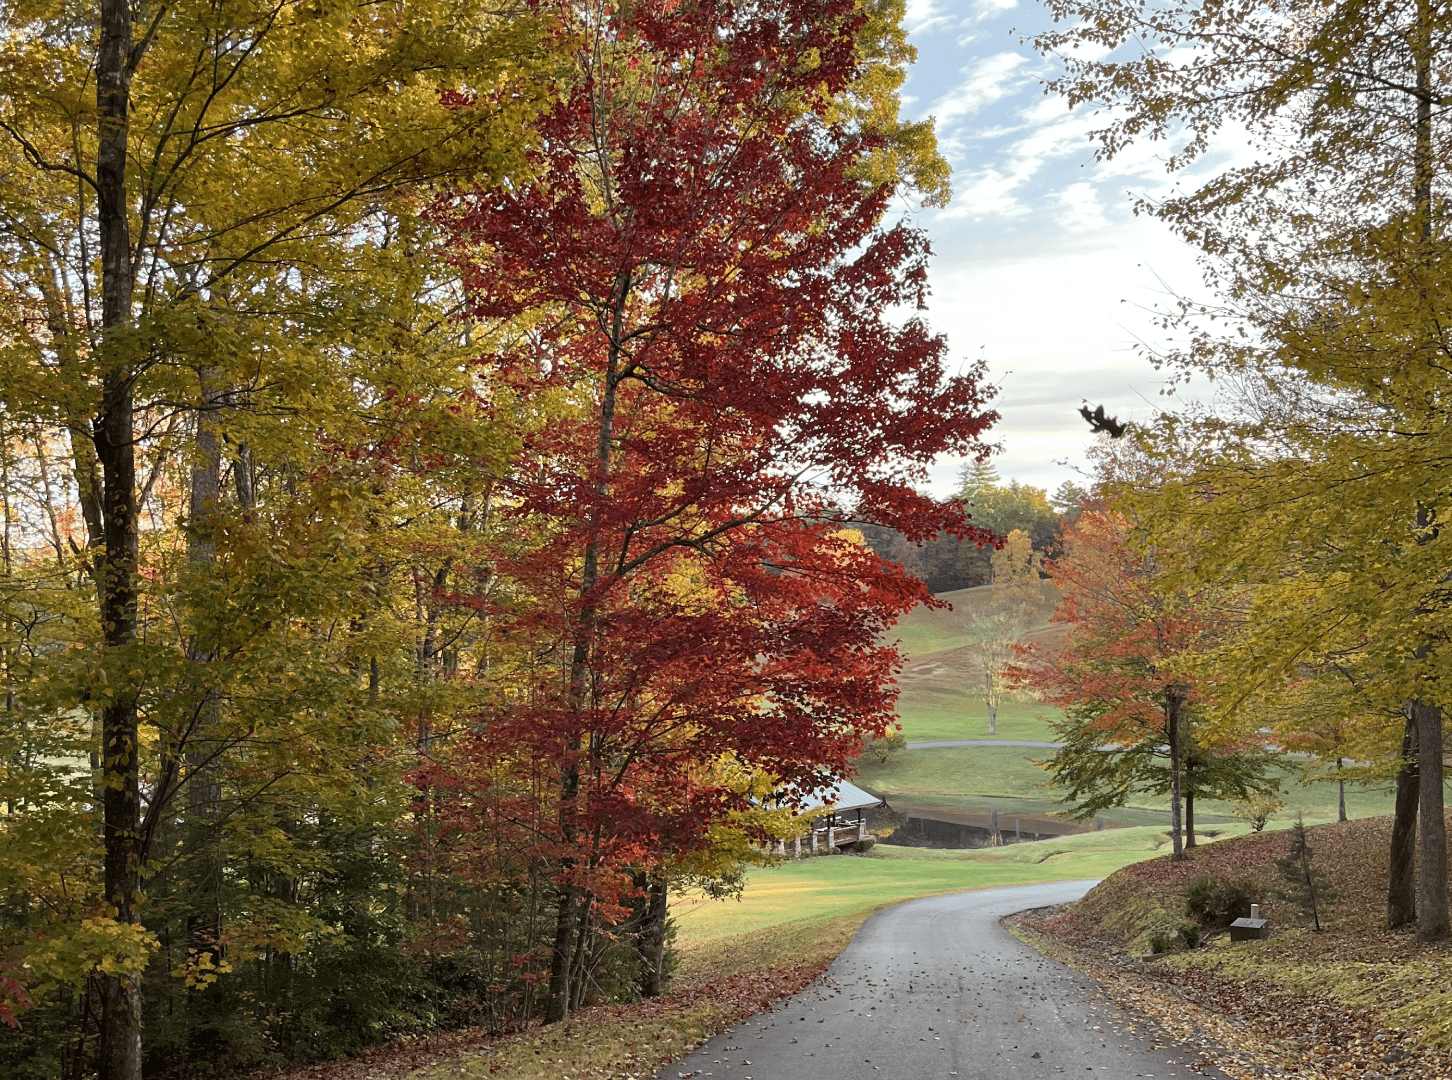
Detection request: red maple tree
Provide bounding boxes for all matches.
[429,0,998,1020]
[1009,510,1224,861]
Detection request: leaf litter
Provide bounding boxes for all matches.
[1008,814,1452,1080]
[252,910,868,1080]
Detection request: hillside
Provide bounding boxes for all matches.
[887,579,1064,660]
[882,580,1071,743]
[1015,815,1452,1079]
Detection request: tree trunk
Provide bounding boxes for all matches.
[186,369,225,962]
[1407,21,1445,942]
[1337,758,1347,823]
[96,0,143,1070]
[546,273,630,1023]
[1414,0,1432,247]
[1388,711,1419,930]
[545,886,578,1023]
[1184,789,1196,850]
[569,894,594,1012]
[637,878,668,998]
[1413,698,1448,942]
[1166,690,1184,862]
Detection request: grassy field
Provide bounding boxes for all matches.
[887,581,1061,658]
[856,744,1057,797]
[886,582,1067,742]
[671,825,1255,947]
[894,687,1060,742]
[854,745,1399,828]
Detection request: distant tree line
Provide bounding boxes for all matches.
[859,463,1083,594]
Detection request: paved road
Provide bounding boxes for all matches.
[905,740,1064,750]
[660,880,1231,1080]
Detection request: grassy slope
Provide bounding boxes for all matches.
[855,744,1054,798]
[1027,814,1452,1077]
[893,689,1059,742]
[672,826,1233,946]
[888,583,1067,743]
[854,745,1397,827]
[887,581,1061,658]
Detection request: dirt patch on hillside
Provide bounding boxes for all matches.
[1011,815,1452,1080]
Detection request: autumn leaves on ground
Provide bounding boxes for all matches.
[1016,816,1452,1080]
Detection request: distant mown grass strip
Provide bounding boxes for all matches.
[856,745,1398,826]
[670,827,1192,944]
[894,692,1060,743]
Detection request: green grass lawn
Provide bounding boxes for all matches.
[887,582,1061,658]
[853,746,1399,828]
[856,745,1054,797]
[895,687,1060,742]
[890,622,978,657]
[670,825,1237,947]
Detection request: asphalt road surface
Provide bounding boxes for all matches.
[660,880,1232,1080]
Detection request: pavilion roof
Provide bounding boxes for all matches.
[800,779,881,815]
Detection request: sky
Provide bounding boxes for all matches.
[898,0,1213,498]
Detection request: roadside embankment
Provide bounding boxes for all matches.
[1011,814,1452,1080]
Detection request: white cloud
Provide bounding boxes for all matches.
[930,53,1035,123]
[1055,182,1109,232]
[917,226,1209,496]
[971,0,1018,19]
[904,0,954,35]
[941,168,1031,219]
[898,1,1252,496]
[935,111,1092,220]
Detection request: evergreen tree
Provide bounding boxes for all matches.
[1275,817,1335,931]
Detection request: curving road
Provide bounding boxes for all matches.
[659,880,1231,1080]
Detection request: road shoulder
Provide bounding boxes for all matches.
[1009,903,1446,1080]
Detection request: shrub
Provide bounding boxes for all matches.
[1147,928,1173,954]
[862,729,907,764]
[1232,792,1283,832]
[1184,875,1262,929]
[1179,923,1201,949]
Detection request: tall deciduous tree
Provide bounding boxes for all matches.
[1009,510,1223,860]
[965,531,1044,735]
[440,0,995,1022]
[1033,0,1452,942]
[0,0,554,1071]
